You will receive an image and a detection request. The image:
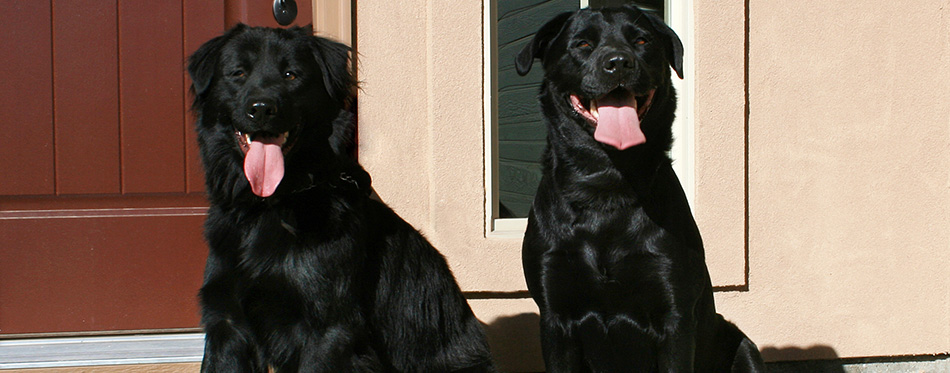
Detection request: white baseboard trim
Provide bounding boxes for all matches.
[0,333,204,369]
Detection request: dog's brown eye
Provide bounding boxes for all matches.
[284,71,297,80]
[635,38,647,45]
[230,70,245,78]
[575,40,592,49]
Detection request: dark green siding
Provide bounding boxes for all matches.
[497,0,576,218]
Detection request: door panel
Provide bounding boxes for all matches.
[119,1,187,194]
[0,210,207,335]
[0,1,225,336]
[53,0,120,195]
[0,2,54,196]
[184,1,228,194]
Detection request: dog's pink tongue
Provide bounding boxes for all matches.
[243,136,284,197]
[593,95,645,150]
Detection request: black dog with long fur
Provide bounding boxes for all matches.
[188,25,494,372]
[516,6,765,372]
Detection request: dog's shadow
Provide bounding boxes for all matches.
[482,312,544,372]
[482,314,850,372]
[762,345,846,373]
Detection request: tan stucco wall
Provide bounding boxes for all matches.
[356,0,950,369]
[356,0,524,293]
[715,0,950,361]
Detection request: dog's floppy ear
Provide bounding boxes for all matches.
[515,12,572,76]
[188,24,246,95]
[307,31,355,102]
[639,9,684,79]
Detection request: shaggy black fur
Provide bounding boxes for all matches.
[516,6,765,372]
[188,25,494,372]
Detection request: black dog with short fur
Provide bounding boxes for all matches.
[517,6,765,372]
[189,25,494,372]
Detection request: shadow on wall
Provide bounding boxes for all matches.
[483,312,544,372]
[763,345,846,373]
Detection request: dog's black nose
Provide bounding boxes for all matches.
[603,53,634,74]
[246,100,278,122]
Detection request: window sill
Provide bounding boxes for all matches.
[488,218,527,239]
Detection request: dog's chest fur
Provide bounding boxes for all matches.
[205,191,370,311]
[537,178,679,319]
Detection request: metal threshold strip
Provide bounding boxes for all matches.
[0,333,204,369]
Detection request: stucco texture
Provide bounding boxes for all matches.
[356,0,524,293]
[719,0,950,361]
[356,0,950,367]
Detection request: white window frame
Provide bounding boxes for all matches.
[485,0,695,237]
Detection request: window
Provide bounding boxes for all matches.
[486,0,694,234]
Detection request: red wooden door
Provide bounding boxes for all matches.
[0,1,311,337]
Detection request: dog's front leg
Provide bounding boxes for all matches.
[199,262,265,373]
[539,313,585,373]
[201,320,265,373]
[296,324,382,373]
[657,319,696,372]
